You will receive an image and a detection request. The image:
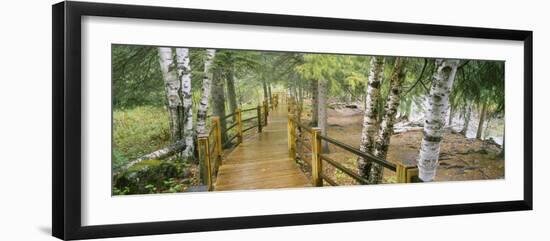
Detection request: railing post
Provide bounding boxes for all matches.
[396,163,419,183]
[263,100,269,126]
[311,127,323,187]
[212,116,223,169]
[257,105,262,133]
[288,114,296,159]
[197,134,213,191]
[236,108,243,144]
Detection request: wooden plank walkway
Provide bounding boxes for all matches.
[214,104,311,191]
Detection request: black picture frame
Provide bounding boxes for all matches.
[52,1,533,240]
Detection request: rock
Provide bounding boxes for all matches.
[113,160,186,194]
[439,152,451,160]
[475,149,489,154]
[181,168,192,178]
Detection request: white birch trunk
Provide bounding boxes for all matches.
[196,49,216,135]
[175,48,194,161]
[358,57,385,178]
[417,59,459,181]
[158,47,183,142]
[370,57,407,184]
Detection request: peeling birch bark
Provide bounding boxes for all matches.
[158,47,183,142]
[370,57,407,184]
[196,49,216,135]
[417,59,459,181]
[358,57,385,178]
[175,48,194,161]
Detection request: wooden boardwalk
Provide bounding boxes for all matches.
[214,104,310,191]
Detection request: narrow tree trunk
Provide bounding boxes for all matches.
[369,57,407,184]
[499,135,505,158]
[196,49,216,135]
[318,77,330,153]
[483,115,492,140]
[158,47,183,142]
[310,79,319,126]
[417,59,459,182]
[262,78,268,102]
[297,80,304,120]
[226,65,238,122]
[476,102,487,140]
[211,67,227,142]
[175,48,194,161]
[358,57,385,178]
[460,102,472,136]
[268,83,272,103]
[448,104,455,127]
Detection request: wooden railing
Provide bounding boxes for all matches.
[287,112,419,187]
[197,95,279,190]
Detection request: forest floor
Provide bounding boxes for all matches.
[297,104,505,185]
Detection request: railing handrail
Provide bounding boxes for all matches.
[290,116,395,172]
[197,96,278,191]
[318,135,397,171]
[286,98,418,186]
[292,117,313,133]
[242,107,257,112]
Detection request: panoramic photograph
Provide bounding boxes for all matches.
[111,44,505,195]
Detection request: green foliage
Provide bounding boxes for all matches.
[112,45,165,108]
[112,43,505,194]
[112,106,171,169]
[112,159,190,195]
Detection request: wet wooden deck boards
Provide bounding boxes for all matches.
[215,105,310,191]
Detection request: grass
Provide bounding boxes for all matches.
[112,106,171,170]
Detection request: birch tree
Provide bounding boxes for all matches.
[175,48,194,160]
[196,49,216,135]
[417,59,459,181]
[158,47,183,142]
[357,57,385,178]
[369,57,407,184]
